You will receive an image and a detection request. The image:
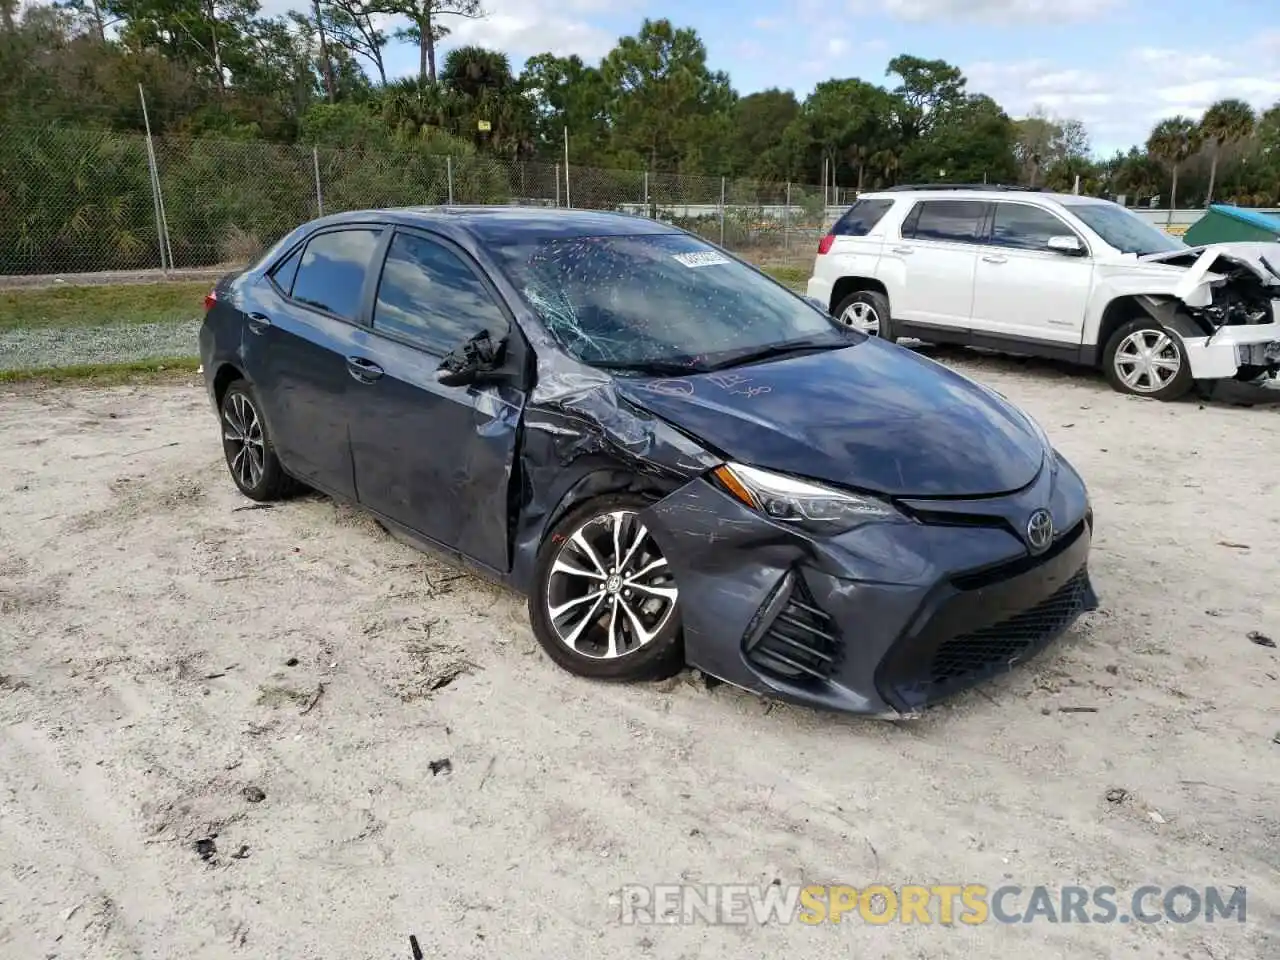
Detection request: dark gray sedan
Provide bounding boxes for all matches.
[199,206,1098,716]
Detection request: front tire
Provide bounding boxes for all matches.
[1102,318,1193,401]
[833,289,896,342]
[219,380,299,501]
[528,494,684,682]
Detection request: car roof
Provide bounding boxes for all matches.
[857,188,1117,209]
[307,205,681,244]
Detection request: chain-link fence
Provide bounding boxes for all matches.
[0,126,854,279]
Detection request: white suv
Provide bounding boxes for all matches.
[805,186,1280,401]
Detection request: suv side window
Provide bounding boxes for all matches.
[831,198,895,236]
[990,203,1079,251]
[372,231,507,356]
[291,228,383,321]
[903,200,986,244]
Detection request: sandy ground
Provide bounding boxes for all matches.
[1,353,1277,960]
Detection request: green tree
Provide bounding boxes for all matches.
[1200,98,1255,205]
[319,0,388,85]
[1146,115,1203,211]
[901,94,1018,184]
[728,89,800,177]
[885,54,965,140]
[600,19,734,174]
[521,52,610,162]
[371,0,481,83]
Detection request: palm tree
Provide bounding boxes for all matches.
[1200,98,1255,205]
[1146,116,1203,220]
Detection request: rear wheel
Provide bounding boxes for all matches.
[219,380,299,501]
[833,289,896,342]
[1102,318,1193,401]
[528,494,683,682]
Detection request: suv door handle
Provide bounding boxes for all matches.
[247,312,272,334]
[982,254,1008,264]
[891,246,913,255]
[346,357,384,383]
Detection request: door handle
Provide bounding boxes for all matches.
[346,357,384,383]
[982,255,1008,264]
[246,312,272,334]
[891,246,913,255]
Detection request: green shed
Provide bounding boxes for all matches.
[1183,204,1280,246]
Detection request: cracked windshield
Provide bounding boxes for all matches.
[494,233,853,372]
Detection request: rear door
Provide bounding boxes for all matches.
[881,199,987,330]
[241,225,385,499]
[346,228,526,573]
[970,201,1094,345]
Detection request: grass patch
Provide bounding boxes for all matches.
[0,356,200,385]
[0,281,211,332]
[762,265,810,288]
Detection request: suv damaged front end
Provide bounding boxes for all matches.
[1127,243,1280,386]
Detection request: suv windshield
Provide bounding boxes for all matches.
[492,233,850,371]
[1068,202,1187,256]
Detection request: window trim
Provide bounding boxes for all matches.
[986,200,1093,257]
[367,226,516,359]
[266,223,390,326]
[899,199,991,245]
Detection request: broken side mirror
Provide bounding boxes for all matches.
[1047,235,1085,256]
[436,329,507,388]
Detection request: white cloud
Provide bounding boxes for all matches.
[827,37,851,56]
[964,42,1280,152]
[850,0,1122,22]
[439,0,617,62]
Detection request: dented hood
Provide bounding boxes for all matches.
[1137,242,1280,305]
[613,338,1046,499]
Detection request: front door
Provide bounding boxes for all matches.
[346,228,525,573]
[241,226,385,499]
[970,201,1094,345]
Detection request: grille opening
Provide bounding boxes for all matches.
[928,568,1091,687]
[745,576,842,682]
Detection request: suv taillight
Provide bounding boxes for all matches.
[817,235,834,255]
[203,290,217,312]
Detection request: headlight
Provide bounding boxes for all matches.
[711,462,902,533]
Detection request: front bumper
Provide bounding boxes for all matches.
[640,458,1098,716]
[1181,315,1280,380]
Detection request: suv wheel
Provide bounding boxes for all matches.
[833,290,895,342]
[1102,318,1193,401]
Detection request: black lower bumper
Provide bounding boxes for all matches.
[873,519,1096,711]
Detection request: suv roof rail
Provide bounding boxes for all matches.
[879,183,1046,193]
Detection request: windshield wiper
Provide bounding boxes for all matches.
[702,337,846,371]
[590,358,709,376]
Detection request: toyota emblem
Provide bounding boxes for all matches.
[1026,509,1054,552]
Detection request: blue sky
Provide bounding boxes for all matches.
[375,0,1280,156]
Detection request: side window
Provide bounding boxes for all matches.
[990,203,1079,251]
[912,201,986,244]
[831,198,895,237]
[372,232,507,355]
[291,228,382,321]
[900,202,923,239]
[269,245,303,295]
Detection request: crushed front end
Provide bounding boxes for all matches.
[639,453,1099,717]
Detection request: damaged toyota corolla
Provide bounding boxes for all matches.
[199,207,1099,717]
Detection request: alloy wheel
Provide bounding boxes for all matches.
[223,392,265,489]
[1114,329,1182,394]
[545,509,678,660]
[839,300,880,335]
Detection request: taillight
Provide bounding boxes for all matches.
[817,235,834,255]
[203,290,217,312]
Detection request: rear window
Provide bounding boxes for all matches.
[290,228,382,322]
[831,198,894,237]
[904,200,987,244]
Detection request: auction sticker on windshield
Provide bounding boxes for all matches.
[673,251,731,268]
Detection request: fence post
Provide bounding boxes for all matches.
[643,170,649,218]
[719,176,726,246]
[137,83,171,274]
[784,181,791,261]
[313,147,324,217]
[555,164,560,207]
[446,156,454,205]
